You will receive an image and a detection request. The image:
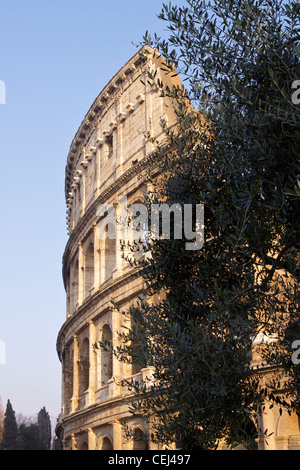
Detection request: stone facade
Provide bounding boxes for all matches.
[56,47,300,450]
[56,47,180,450]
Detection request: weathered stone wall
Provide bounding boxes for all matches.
[56,46,300,451]
[56,47,180,450]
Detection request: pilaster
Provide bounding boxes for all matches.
[112,420,122,450]
[78,243,84,305]
[71,335,79,412]
[87,320,96,405]
[261,404,276,450]
[88,428,96,450]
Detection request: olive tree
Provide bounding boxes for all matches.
[101,0,300,450]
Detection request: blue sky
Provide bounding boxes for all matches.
[0,0,184,429]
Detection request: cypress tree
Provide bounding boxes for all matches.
[1,400,18,450]
[37,407,51,450]
[18,422,42,450]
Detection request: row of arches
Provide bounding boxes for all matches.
[63,324,114,407]
[67,223,117,315]
[66,194,147,316]
[76,428,149,451]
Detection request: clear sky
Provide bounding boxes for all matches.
[0,0,184,430]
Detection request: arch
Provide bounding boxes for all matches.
[130,309,143,376]
[80,442,88,450]
[71,258,79,312]
[277,409,300,436]
[64,347,73,404]
[84,242,94,297]
[131,339,142,376]
[66,266,71,316]
[101,325,113,386]
[79,337,90,396]
[74,185,82,224]
[133,428,148,450]
[101,436,113,450]
[277,410,300,449]
[105,134,114,160]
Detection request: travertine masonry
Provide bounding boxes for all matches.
[56,47,180,450]
[56,46,300,451]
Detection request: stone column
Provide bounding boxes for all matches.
[99,241,106,286]
[148,414,161,450]
[80,148,86,214]
[112,420,122,450]
[112,201,120,280]
[113,197,127,279]
[110,306,122,398]
[95,125,103,198]
[87,320,96,405]
[261,403,276,450]
[144,70,154,157]
[66,275,70,318]
[71,433,78,450]
[78,243,84,305]
[72,187,77,229]
[93,223,101,290]
[61,350,66,417]
[88,428,96,450]
[115,95,123,179]
[71,335,79,412]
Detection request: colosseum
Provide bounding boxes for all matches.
[55,47,181,451]
[56,46,300,451]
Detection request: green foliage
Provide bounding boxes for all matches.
[0,400,18,450]
[0,401,52,450]
[18,422,43,451]
[111,0,300,450]
[37,406,52,450]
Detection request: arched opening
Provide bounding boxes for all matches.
[66,267,71,316]
[64,347,73,405]
[279,411,300,450]
[105,135,114,160]
[71,258,79,312]
[79,338,89,396]
[101,436,113,450]
[101,325,113,386]
[104,224,116,280]
[84,242,94,297]
[133,428,148,450]
[80,442,88,450]
[131,310,143,376]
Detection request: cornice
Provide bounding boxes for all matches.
[57,266,142,358]
[55,392,138,436]
[64,46,156,202]
[62,151,153,287]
